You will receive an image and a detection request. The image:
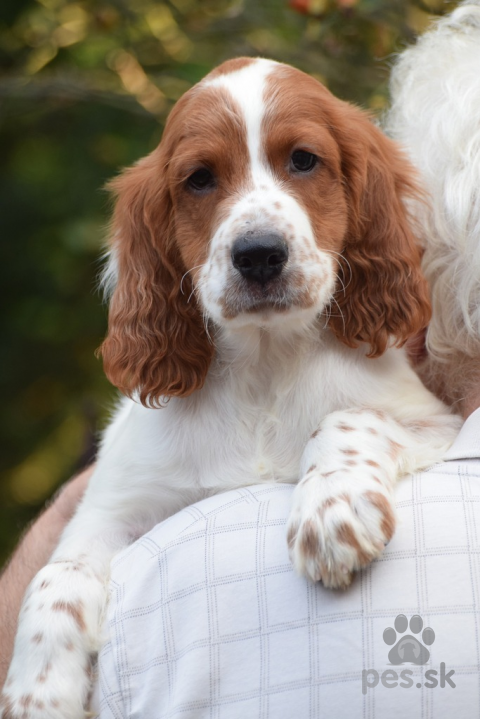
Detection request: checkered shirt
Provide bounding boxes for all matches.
[95,409,480,718]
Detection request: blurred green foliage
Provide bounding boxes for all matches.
[0,0,457,565]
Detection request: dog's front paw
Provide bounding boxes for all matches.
[0,672,90,719]
[1,561,100,719]
[0,648,93,719]
[287,469,396,588]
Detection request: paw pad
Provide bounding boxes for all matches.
[383,614,435,665]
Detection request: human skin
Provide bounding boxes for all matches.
[0,466,93,689]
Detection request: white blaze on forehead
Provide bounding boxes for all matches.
[204,59,280,174]
[198,59,336,329]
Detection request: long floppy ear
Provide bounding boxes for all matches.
[328,105,431,357]
[99,151,214,407]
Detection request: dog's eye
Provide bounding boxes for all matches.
[187,168,215,192]
[291,150,317,173]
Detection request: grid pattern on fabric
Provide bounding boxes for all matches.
[97,460,480,719]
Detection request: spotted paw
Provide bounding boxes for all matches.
[287,469,395,588]
[383,614,435,665]
[0,560,102,719]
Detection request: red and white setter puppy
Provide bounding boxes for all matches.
[1,58,461,718]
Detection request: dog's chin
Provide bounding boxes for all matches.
[221,294,324,331]
[201,272,334,332]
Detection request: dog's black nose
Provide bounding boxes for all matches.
[231,234,288,284]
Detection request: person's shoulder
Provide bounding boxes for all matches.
[110,483,295,583]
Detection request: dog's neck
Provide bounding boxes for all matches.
[217,319,322,361]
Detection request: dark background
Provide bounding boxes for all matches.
[0,0,457,564]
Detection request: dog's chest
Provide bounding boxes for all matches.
[170,360,339,488]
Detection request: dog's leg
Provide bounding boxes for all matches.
[287,408,460,589]
[0,503,138,719]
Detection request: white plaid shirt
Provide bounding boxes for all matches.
[95,409,480,718]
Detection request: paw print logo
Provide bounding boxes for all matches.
[383,614,435,665]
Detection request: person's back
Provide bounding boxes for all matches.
[96,421,480,717]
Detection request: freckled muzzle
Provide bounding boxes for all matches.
[231,233,289,285]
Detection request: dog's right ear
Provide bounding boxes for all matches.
[99,150,214,407]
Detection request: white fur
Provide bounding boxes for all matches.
[1,57,463,719]
[385,1,480,363]
[200,60,336,329]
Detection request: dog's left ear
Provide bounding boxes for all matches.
[328,103,431,357]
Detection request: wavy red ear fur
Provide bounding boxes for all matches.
[99,150,214,407]
[328,104,431,357]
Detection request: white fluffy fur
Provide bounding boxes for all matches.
[386,1,480,364]
[0,51,466,719]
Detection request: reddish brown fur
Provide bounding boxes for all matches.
[364,491,396,541]
[318,497,338,516]
[299,520,319,559]
[207,57,255,78]
[51,601,86,633]
[265,67,430,357]
[100,80,253,406]
[337,523,371,566]
[100,58,430,406]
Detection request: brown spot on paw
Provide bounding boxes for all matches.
[337,423,354,431]
[338,492,353,506]
[364,491,395,541]
[337,523,370,566]
[51,601,86,632]
[19,695,32,709]
[0,696,14,719]
[341,448,359,456]
[388,440,404,460]
[32,632,43,644]
[365,459,380,468]
[367,427,378,435]
[287,525,298,550]
[299,520,319,559]
[40,580,50,590]
[311,429,320,439]
[307,464,317,473]
[317,497,338,517]
[345,459,357,466]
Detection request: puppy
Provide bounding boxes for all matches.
[1,58,460,719]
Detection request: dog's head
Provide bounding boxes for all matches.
[100,58,430,406]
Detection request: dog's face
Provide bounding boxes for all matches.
[168,58,348,329]
[101,58,430,406]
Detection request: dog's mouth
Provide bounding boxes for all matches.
[221,271,318,320]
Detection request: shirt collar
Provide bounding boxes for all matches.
[443,406,480,461]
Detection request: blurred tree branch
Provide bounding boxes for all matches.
[0,76,155,117]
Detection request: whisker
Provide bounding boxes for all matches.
[180,264,204,296]
[331,296,346,335]
[323,250,353,294]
